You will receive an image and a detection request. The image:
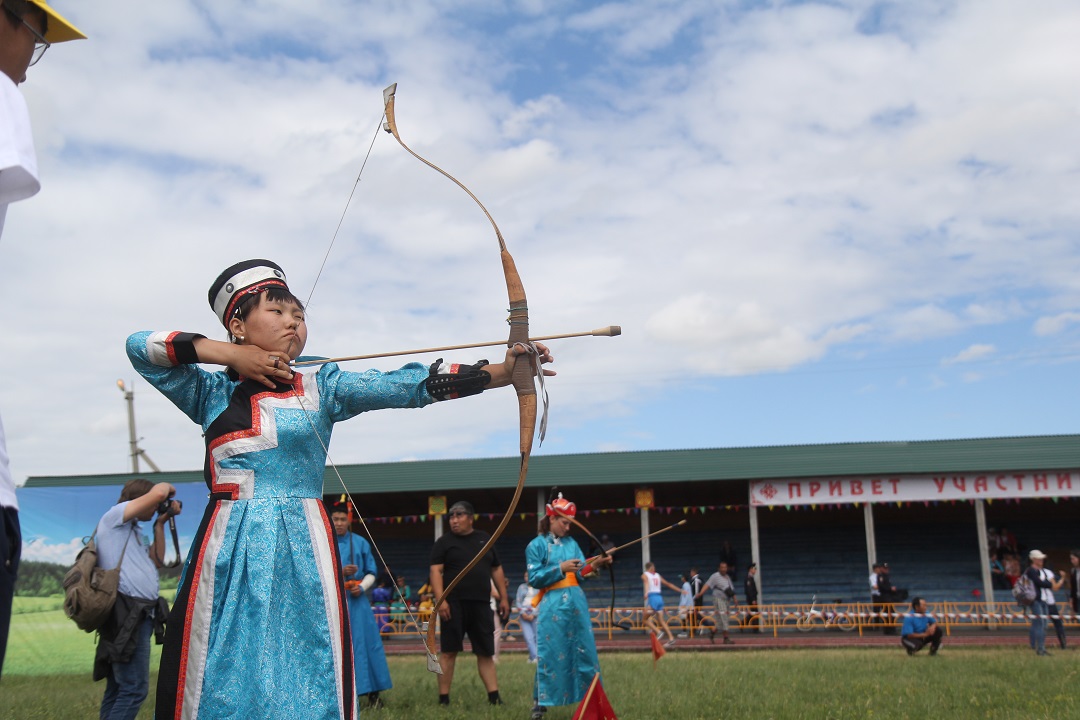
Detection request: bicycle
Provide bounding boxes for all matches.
[795,595,857,632]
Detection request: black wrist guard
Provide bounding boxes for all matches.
[426,358,491,401]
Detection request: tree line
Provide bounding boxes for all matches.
[15,561,66,597]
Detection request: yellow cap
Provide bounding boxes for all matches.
[29,0,86,43]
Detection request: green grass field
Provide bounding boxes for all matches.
[4,606,1078,719]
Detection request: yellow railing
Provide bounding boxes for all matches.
[372,602,1080,638]
[718,601,1080,637]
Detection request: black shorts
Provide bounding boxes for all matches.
[439,598,495,656]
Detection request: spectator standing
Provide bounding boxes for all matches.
[744,563,760,633]
[1069,550,1079,616]
[676,574,693,638]
[990,550,1008,590]
[900,597,942,656]
[500,576,514,641]
[515,571,539,663]
[330,505,391,710]
[1025,549,1066,656]
[94,479,180,720]
[491,579,504,662]
[429,500,508,707]
[696,561,736,645]
[0,0,85,678]
[876,562,899,635]
[688,567,705,637]
[869,561,883,628]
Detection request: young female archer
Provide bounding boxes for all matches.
[525,492,613,720]
[128,258,553,720]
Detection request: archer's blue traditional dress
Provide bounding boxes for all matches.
[336,532,393,696]
[526,533,602,707]
[128,331,432,720]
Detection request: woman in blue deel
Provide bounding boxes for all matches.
[526,492,613,719]
[129,258,553,719]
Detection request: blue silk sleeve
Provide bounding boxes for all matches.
[315,361,434,422]
[126,331,233,428]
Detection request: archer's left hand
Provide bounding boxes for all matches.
[486,342,555,388]
[592,553,614,568]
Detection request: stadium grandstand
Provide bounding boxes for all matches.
[19,434,1079,613]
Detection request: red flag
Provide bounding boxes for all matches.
[650,632,666,665]
[572,673,617,720]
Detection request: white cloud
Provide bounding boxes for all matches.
[943,344,996,365]
[1034,312,1080,337]
[889,305,963,342]
[645,294,870,375]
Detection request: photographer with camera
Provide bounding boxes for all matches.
[93,478,182,720]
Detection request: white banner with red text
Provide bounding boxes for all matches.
[749,470,1080,507]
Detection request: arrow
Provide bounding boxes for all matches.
[585,519,687,562]
[291,325,622,367]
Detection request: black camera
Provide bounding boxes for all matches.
[157,498,182,516]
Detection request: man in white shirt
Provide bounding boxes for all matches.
[869,561,882,629]
[1025,549,1066,656]
[0,0,85,676]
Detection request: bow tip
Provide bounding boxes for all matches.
[382,83,398,103]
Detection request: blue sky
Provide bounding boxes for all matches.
[3,0,1080,492]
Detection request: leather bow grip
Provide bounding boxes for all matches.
[503,249,534,398]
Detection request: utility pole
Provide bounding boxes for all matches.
[116,380,160,473]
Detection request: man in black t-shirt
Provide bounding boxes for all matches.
[744,563,760,633]
[429,500,509,707]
